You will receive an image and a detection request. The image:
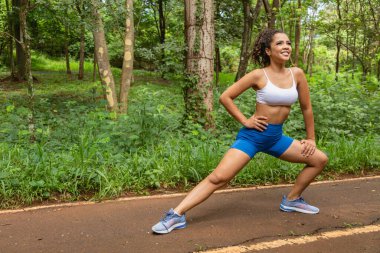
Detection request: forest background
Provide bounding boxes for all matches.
[0,0,379,209]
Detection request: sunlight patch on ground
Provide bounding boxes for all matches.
[202,224,380,253]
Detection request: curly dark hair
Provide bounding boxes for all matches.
[252,29,284,67]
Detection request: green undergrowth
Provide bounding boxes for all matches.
[0,57,379,209]
[0,133,379,209]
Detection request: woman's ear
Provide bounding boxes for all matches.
[265,47,271,56]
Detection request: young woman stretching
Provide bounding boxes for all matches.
[152,29,328,234]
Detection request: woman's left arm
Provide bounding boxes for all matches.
[295,67,316,157]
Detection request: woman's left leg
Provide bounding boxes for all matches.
[278,140,328,200]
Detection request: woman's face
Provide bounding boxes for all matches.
[265,33,292,63]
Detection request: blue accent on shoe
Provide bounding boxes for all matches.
[152,208,187,234]
[280,195,319,214]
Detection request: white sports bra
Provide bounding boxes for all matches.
[256,68,298,106]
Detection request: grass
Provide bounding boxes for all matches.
[0,131,378,209]
[32,53,95,73]
[0,54,379,209]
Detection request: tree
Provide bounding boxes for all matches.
[13,0,27,81]
[63,5,72,79]
[335,0,342,80]
[235,0,262,81]
[293,0,301,66]
[184,0,215,129]
[262,0,279,29]
[214,0,221,86]
[91,0,118,110]
[318,0,379,79]
[119,0,134,113]
[158,0,166,62]
[75,0,86,80]
[18,0,35,141]
[5,0,15,78]
[303,0,317,76]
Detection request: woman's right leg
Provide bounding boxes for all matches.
[174,148,251,215]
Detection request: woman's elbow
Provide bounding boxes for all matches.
[219,93,230,105]
[219,93,226,104]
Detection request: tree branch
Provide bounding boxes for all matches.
[322,30,365,67]
[250,0,262,20]
[0,31,23,45]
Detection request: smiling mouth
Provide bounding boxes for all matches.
[281,51,290,56]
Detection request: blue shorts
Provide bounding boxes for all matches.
[230,124,294,158]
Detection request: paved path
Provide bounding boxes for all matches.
[0,177,379,253]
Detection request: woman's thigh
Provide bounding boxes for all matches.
[278,140,328,166]
[210,148,252,182]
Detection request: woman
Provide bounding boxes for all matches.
[152,29,328,234]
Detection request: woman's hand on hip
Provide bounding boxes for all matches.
[300,139,316,157]
[243,115,268,131]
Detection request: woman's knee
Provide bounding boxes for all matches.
[320,152,329,167]
[207,172,230,186]
[310,151,328,169]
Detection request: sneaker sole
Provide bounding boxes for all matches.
[280,204,319,214]
[152,222,187,234]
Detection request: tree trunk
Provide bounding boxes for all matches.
[309,50,313,77]
[6,0,15,78]
[119,0,134,113]
[78,24,85,80]
[335,0,342,80]
[262,0,279,29]
[184,0,215,129]
[270,0,279,29]
[76,1,85,80]
[64,21,72,80]
[335,41,341,79]
[93,50,97,82]
[214,0,220,87]
[235,0,262,81]
[13,0,27,80]
[294,0,301,66]
[215,45,220,87]
[352,27,356,79]
[64,41,72,80]
[158,0,165,61]
[92,0,118,111]
[306,29,314,76]
[19,0,35,142]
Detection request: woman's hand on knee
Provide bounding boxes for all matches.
[300,139,316,157]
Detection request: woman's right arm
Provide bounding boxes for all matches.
[219,70,268,131]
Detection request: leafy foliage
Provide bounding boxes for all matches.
[0,58,379,208]
[0,0,380,208]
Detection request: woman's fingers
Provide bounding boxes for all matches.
[304,145,312,157]
[300,140,316,157]
[309,146,316,156]
[243,115,269,131]
[252,115,268,131]
[254,120,267,131]
[301,143,310,156]
[254,124,266,131]
[255,115,268,121]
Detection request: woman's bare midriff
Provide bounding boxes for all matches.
[254,102,291,124]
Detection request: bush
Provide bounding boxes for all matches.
[0,66,379,208]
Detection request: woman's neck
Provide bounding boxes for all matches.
[266,62,287,73]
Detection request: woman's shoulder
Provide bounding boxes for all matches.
[290,67,305,76]
[247,68,265,79]
[245,68,266,87]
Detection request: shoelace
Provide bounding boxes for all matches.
[161,211,175,222]
[298,197,305,203]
